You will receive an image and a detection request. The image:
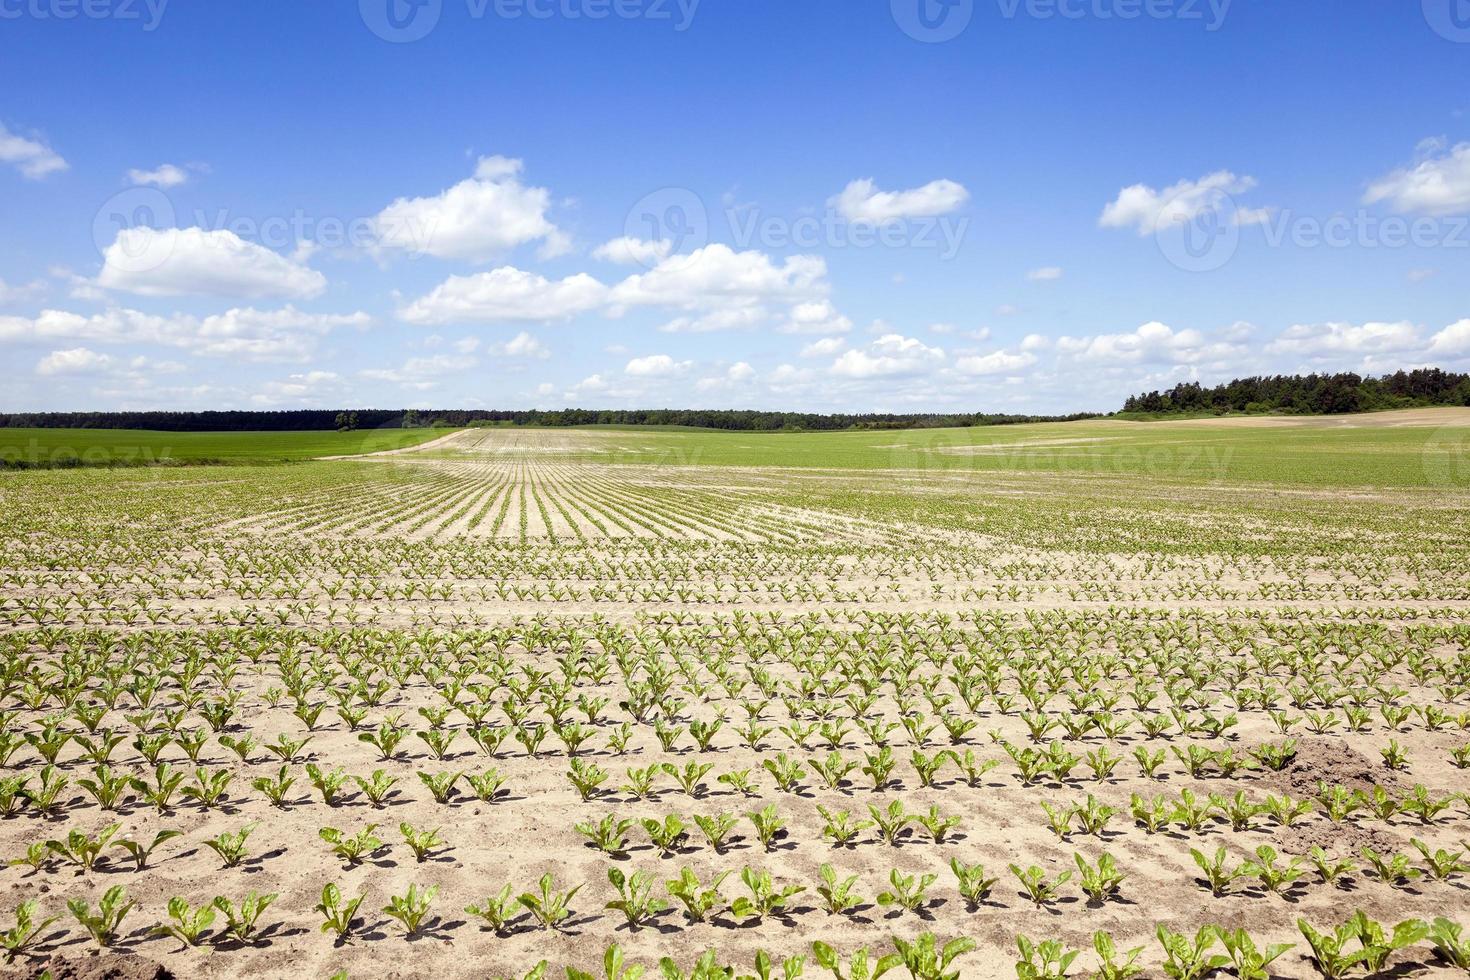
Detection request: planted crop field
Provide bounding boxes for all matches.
[1,415,1469,979]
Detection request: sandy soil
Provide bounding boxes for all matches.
[1149,407,1470,429]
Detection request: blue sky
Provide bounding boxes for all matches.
[2,0,1469,414]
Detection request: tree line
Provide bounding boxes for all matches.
[1121,369,1470,416]
[0,408,1100,433]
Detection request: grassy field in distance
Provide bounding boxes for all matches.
[415,407,1470,489]
[0,426,451,466]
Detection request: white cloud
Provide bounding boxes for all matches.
[831,333,945,379]
[1059,321,1241,365]
[1364,142,1470,216]
[592,237,672,265]
[0,277,46,305]
[372,156,566,262]
[1027,266,1063,282]
[0,123,67,179]
[36,347,111,376]
[1426,319,1470,356]
[625,353,692,377]
[801,336,847,358]
[96,227,326,300]
[955,349,1037,375]
[1021,333,1051,350]
[778,300,852,335]
[0,304,368,362]
[768,363,815,387]
[658,307,768,333]
[398,267,608,325]
[1265,321,1422,357]
[1232,206,1275,227]
[360,354,477,389]
[831,178,969,224]
[252,370,343,406]
[609,244,828,312]
[726,361,755,382]
[127,164,188,188]
[1100,171,1257,235]
[492,330,549,358]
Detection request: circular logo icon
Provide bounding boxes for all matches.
[1422,425,1470,487]
[1154,187,1239,273]
[1423,0,1470,42]
[623,188,709,269]
[92,186,177,274]
[360,0,442,43]
[891,0,973,43]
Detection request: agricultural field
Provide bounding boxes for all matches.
[0,427,452,468]
[1,414,1469,979]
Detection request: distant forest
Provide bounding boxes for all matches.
[0,408,1100,433]
[1121,369,1470,416]
[6,368,1467,431]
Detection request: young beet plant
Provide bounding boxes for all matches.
[2,900,61,961]
[68,886,136,948]
[316,884,365,942]
[383,883,438,937]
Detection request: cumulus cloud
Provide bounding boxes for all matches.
[830,333,945,379]
[1058,321,1238,365]
[778,300,852,335]
[0,305,368,362]
[372,156,568,262]
[625,353,692,377]
[1265,321,1423,357]
[955,349,1037,375]
[127,164,189,188]
[592,237,672,265]
[36,347,112,376]
[492,330,550,358]
[0,277,47,305]
[0,122,67,179]
[1428,319,1470,356]
[658,307,768,334]
[1364,142,1470,216]
[398,267,608,325]
[1100,171,1258,235]
[831,178,969,224]
[96,227,327,300]
[609,244,827,312]
[800,336,847,358]
[360,354,477,389]
[251,370,343,407]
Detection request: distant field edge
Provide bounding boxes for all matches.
[0,427,453,469]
